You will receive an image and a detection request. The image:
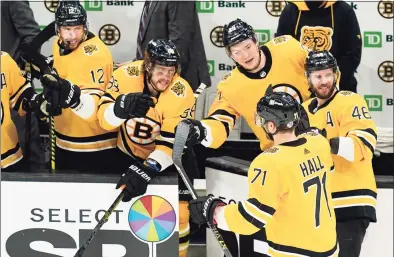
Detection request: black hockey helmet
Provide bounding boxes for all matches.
[223,18,256,48]
[146,39,180,68]
[305,50,337,73]
[255,91,301,132]
[55,1,87,27]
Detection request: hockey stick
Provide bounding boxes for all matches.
[173,121,234,257]
[74,185,126,257]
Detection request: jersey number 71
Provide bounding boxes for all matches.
[303,171,331,227]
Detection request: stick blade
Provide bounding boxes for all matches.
[172,120,191,168]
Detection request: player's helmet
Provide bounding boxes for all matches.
[146,39,180,68]
[223,18,256,48]
[55,1,87,27]
[255,91,301,132]
[305,50,337,74]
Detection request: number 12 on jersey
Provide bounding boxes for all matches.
[303,171,331,227]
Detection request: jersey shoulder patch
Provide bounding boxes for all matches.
[124,64,142,77]
[338,91,355,96]
[271,35,291,45]
[263,146,280,154]
[170,80,187,98]
[83,44,99,56]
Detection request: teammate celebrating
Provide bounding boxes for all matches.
[97,39,195,257]
[189,91,339,257]
[297,50,377,257]
[182,18,312,151]
[1,52,47,171]
[39,1,116,171]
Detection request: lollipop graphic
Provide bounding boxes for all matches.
[129,195,176,257]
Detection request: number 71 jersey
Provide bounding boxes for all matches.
[217,135,338,256]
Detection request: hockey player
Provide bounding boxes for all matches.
[39,1,117,171]
[181,18,312,152]
[296,50,377,257]
[97,39,195,257]
[1,51,47,171]
[189,91,339,257]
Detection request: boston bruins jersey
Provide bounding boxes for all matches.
[302,91,377,222]
[52,33,117,152]
[215,135,338,256]
[1,52,35,168]
[97,60,195,171]
[201,36,311,150]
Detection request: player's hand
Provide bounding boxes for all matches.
[115,161,158,202]
[114,93,155,119]
[189,196,226,225]
[21,54,54,80]
[177,119,207,148]
[40,71,81,109]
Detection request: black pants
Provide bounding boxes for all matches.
[337,218,370,257]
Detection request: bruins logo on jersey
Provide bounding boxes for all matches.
[83,44,98,56]
[264,146,280,154]
[339,91,354,96]
[171,81,186,97]
[300,26,333,51]
[125,65,141,77]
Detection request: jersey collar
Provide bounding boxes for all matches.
[308,90,339,114]
[237,46,272,80]
[280,137,307,147]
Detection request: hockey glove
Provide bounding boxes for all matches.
[114,93,155,119]
[176,119,207,148]
[189,196,226,225]
[40,71,81,109]
[116,160,159,202]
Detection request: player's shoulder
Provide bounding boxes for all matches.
[166,75,194,100]
[265,35,299,50]
[0,52,18,71]
[217,68,241,91]
[334,90,365,105]
[80,35,110,59]
[116,60,144,79]
[0,51,11,63]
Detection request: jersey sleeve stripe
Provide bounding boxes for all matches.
[330,165,335,172]
[160,131,175,138]
[332,189,377,199]
[98,100,113,108]
[205,117,230,136]
[247,198,276,216]
[102,92,116,101]
[9,80,29,102]
[238,201,266,229]
[1,142,20,160]
[210,109,237,121]
[347,128,377,153]
[12,86,35,111]
[155,140,173,149]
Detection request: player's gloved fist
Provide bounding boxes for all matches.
[40,71,81,109]
[179,119,207,148]
[114,93,155,119]
[189,196,226,225]
[116,161,158,202]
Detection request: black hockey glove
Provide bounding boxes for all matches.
[176,119,207,148]
[114,93,155,119]
[189,196,226,225]
[40,71,81,109]
[21,54,54,80]
[116,161,159,202]
[329,137,340,155]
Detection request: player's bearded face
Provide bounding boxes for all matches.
[309,68,337,99]
[230,39,260,71]
[59,25,85,50]
[150,64,176,92]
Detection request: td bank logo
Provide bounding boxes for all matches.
[197,1,246,13]
[364,31,393,47]
[255,30,271,45]
[208,60,215,76]
[365,95,382,111]
[84,0,134,11]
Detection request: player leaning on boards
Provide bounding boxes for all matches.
[296,50,377,257]
[189,91,339,257]
[96,39,195,257]
[38,1,117,172]
[1,52,47,172]
[181,18,312,153]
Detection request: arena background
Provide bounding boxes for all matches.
[28,0,393,154]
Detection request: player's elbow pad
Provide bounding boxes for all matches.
[330,137,355,162]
